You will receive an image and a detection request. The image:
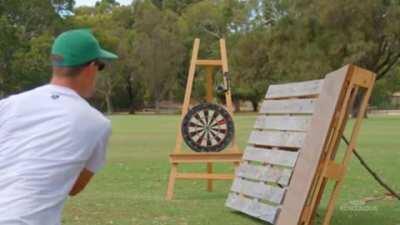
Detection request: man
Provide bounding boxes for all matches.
[0,29,118,225]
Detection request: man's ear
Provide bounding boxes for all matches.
[82,62,96,76]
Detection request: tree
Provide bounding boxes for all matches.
[95,0,120,13]
[2,0,400,113]
[0,0,64,97]
[230,29,275,111]
[72,4,125,114]
[263,0,400,81]
[11,33,54,91]
[163,0,203,14]
[0,16,20,97]
[132,1,185,112]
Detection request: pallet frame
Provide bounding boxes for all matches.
[298,65,376,225]
[226,65,376,225]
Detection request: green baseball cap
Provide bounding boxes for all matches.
[51,29,118,67]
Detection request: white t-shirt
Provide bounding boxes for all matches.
[0,84,111,225]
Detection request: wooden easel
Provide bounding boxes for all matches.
[166,38,242,200]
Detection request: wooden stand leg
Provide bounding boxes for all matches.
[207,163,213,192]
[321,75,375,225]
[166,163,178,200]
[322,181,341,225]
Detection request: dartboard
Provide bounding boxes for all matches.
[181,103,235,152]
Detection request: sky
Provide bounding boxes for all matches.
[75,0,133,7]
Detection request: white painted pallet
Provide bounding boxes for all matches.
[226,79,324,223]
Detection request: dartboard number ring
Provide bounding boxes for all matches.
[181,103,235,152]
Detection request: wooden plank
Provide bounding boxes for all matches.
[205,66,214,102]
[220,39,234,115]
[230,178,286,204]
[254,115,312,131]
[236,163,293,186]
[266,79,324,99]
[220,39,229,73]
[226,193,279,224]
[174,38,200,153]
[243,146,299,167]
[260,99,317,114]
[176,173,234,180]
[276,65,350,225]
[196,59,222,66]
[166,163,178,200]
[169,152,242,163]
[207,163,213,191]
[323,161,344,181]
[248,130,306,148]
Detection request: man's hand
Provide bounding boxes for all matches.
[69,169,94,196]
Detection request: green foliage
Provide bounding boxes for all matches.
[132,0,185,111]
[163,0,203,14]
[371,67,400,108]
[0,16,20,96]
[0,0,64,95]
[265,0,400,81]
[1,0,400,112]
[11,33,54,91]
[95,0,120,13]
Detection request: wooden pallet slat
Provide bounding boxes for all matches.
[260,99,317,114]
[243,146,299,167]
[226,193,279,224]
[248,130,306,148]
[230,178,286,204]
[236,163,293,186]
[266,79,324,99]
[254,115,312,131]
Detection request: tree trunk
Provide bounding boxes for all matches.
[351,91,368,118]
[155,99,160,113]
[233,99,241,112]
[105,94,113,115]
[126,75,135,114]
[105,77,114,115]
[251,100,259,112]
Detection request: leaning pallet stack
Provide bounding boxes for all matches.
[226,65,375,225]
[226,79,323,223]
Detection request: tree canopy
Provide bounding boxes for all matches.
[1,0,399,112]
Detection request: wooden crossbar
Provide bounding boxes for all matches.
[176,173,235,180]
[196,59,223,66]
[170,152,243,163]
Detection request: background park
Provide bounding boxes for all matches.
[0,0,399,225]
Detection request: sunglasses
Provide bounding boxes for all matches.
[79,60,105,71]
[94,60,105,71]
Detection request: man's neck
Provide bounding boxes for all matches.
[50,75,83,97]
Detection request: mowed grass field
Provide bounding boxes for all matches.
[63,115,400,225]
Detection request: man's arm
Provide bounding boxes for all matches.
[69,169,94,196]
[70,121,111,196]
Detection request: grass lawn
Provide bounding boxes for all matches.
[63,115,400,225]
